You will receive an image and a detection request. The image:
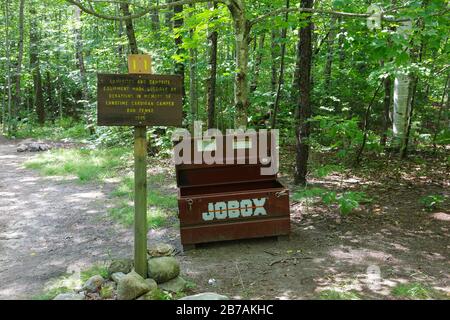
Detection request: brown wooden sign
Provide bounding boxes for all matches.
[97,73,183,126]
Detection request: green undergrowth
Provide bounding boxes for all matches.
[294,186,371,215]
[318,289,361,300]
[391,283,447,300]
[13,119,91,141]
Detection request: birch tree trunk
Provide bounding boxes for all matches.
[295,0,314,186]
[74,6,89,120]
[392,20,412,150]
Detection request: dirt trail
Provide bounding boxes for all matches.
[0,137,133,299]
[0,136,448,299]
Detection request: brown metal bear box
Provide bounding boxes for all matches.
[174,133,291,250]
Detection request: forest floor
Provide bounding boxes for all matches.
[0,136,449,300]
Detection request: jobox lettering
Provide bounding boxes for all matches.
[202,198,267,221]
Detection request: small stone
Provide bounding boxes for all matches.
[179,292,229,300]
[148,257,180,284]
[117,271,152,300]
[82,275,104,293]
[147,243,175,258]
[108,259,134,276]
[111,272,126,284]
[159,276,187,293]
[53,293,85,300]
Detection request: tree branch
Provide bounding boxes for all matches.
[250,7,371,27]
[66,0,223,21]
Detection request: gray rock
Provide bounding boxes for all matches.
[111,272,126,284]
[148,257,180,284]
[159,276,187,293]
[28,143,41,152]
[38,144,49,151]
[145,278,158,290]
[117,271,152,300]
[147,243,175,258]
[135,279,158,300]
[108,259,134,275]
[179,292,229,300]
[53,293,85,300]
[17,145,28,152]
[136,288,160,300]
[82,275,104,293]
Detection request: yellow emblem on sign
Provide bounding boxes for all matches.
[128,54,152,74]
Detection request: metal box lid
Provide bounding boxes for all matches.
[174,134,278,188]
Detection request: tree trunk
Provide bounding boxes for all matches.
[4,0,12,133]
[294,0,314,186]
[173,1,186,100]
[381,73,392,146]
[120,3,138,54]
[189,4,198,132]
[271,29,279,94]
[206,2,218,129]
[227,0,250,128]
[12,0,25,130]
[74,6,89,120]
[291,28,302,106]
[150,0,160,34]
[165,0,174,28]
[392,21,412,150]
[249,33,265,93]
[324,16,336,93]
[271,0,290,129]
[45,70,53,118]
[30,8,45,125]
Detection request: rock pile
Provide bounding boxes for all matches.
[17,141,51,152]
[52,242,229,301]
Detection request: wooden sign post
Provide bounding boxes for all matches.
[129,55,150,278]
[97,55,182,277]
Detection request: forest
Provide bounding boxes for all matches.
[0,0,449,301]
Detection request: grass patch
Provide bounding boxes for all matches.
[25,147,131,182]
[33,264,111,300]
[391,283,441,300]
[32,272,82,300]
[318,289,361,300]
[109,174,177,229]
[109,198,174,229]
[80,264,109,283]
